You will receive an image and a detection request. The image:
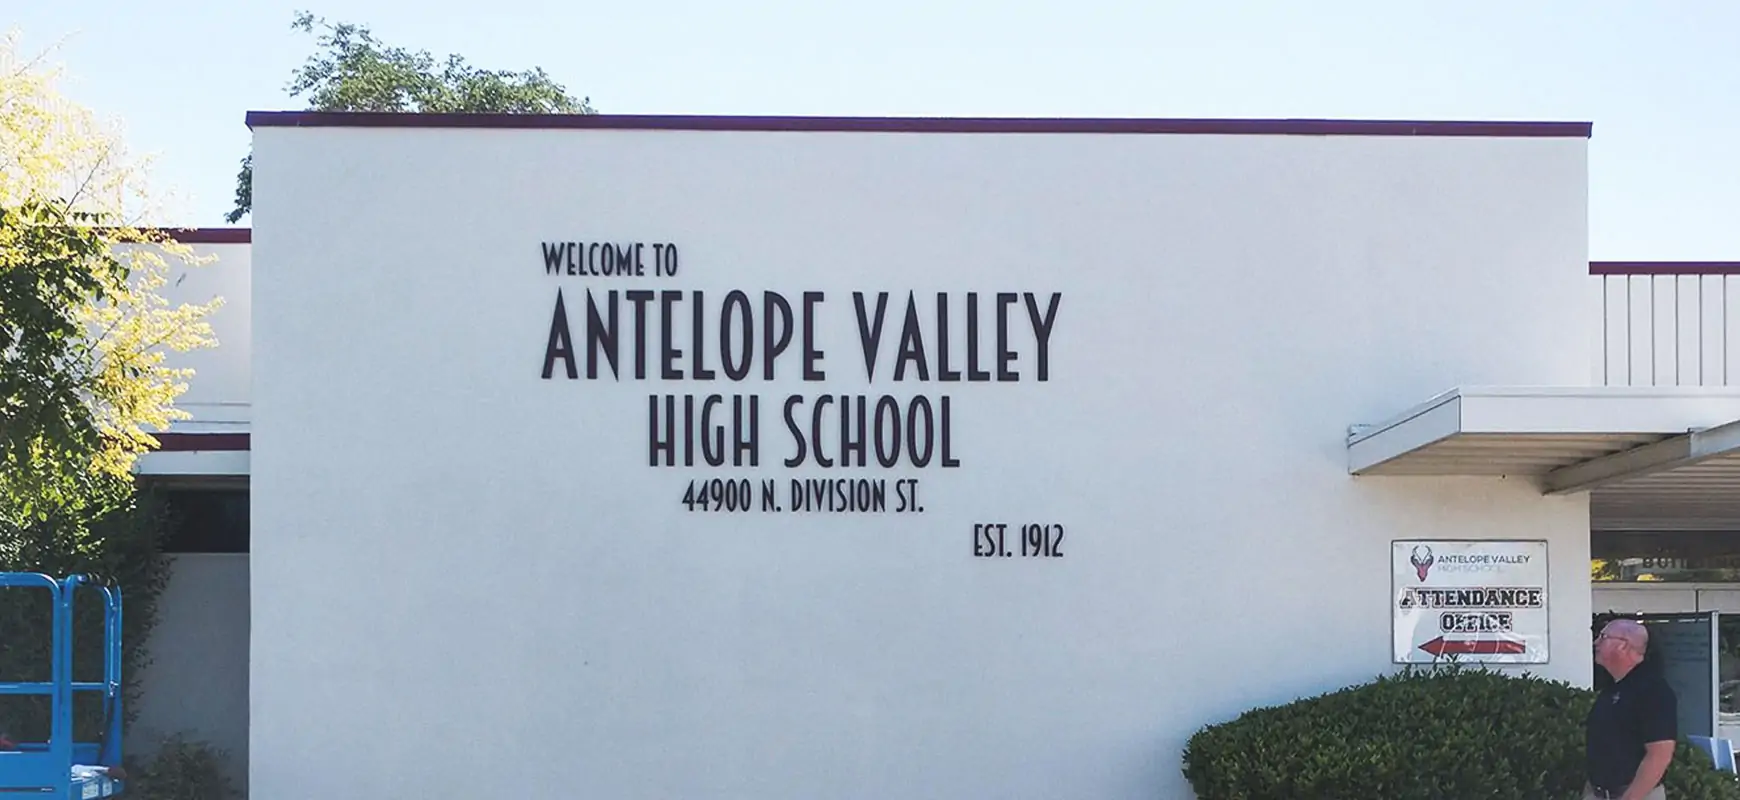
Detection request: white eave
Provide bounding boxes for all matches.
[1348,387,1740,497]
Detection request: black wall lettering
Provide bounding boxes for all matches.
[691,290,715,380]
[894,292,930,381]
[874,396,902,468]
[683,395,696,466]
[612,244,637,275]
[661,243,679,276]
[537,239,1066,479]
[765,293,793,380]
[854,292,889,382]
[542,289,577,379]
[660,290,683,380]
[783,395,806,467]
[942,396,960,467]
[701,395,726,466]
[735,395,759,467]
[627,290,654,380]
[936,293,959,382]
[721,291,753,381]
[1026,292,1061,381]
[542,242,662,276]
[839,395,867,467]
[996,292,1018,381]
[966,292,989,381]
[810,395,835,467]
[585,289,618,380]
[803,291,825,381]
[907,396,935,467]
[649,395,675,466]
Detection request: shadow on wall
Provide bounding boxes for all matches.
[128,551,250,797]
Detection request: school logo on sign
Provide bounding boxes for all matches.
[1410,546,1435,581]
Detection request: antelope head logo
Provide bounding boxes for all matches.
[1409,546,1435,582]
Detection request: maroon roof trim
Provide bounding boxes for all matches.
[156,228,250,244]
[93,227,250,243]
[244,112,1593,138]
[154,433,250,452]
[1590,262,1740,276]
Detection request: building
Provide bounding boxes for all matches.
[121,228,250,791]
[132,113,1740,799]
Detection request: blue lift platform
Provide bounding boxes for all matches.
[0,573,126,798]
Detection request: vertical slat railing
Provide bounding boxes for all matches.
[1592,263,1740,387]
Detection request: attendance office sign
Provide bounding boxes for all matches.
[1392,539,1548,664]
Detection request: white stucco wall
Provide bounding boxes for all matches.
[129,554,249,792]
[120,239,252,433]
[249,121,1591,799]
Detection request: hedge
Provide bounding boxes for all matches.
[1182,665,1740,799]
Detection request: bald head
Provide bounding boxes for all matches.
[1596,619,1650,677]
[1604,619,1649,649]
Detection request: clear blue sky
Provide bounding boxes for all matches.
[12,0,1739,259]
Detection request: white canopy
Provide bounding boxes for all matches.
[1350,387,1740,530]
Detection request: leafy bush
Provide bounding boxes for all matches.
[1181,664,1740,800]
[0,479,173,744]
[123,732,241,800]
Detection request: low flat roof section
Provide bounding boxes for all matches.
[1348,387,1740,486]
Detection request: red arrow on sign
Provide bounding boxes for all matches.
[1418,637,1526,656]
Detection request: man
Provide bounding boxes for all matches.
[1585,619,1677,799]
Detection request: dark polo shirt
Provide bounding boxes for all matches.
[1586,664,1678,791]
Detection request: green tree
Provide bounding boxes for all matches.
[1,30,220,518]
[226,11,595,222]
[2,30,217,742]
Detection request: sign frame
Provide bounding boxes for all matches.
[1391,538,1550,665]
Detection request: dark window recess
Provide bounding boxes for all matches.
[1592,530,1740,583]
[159,489,249,553]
